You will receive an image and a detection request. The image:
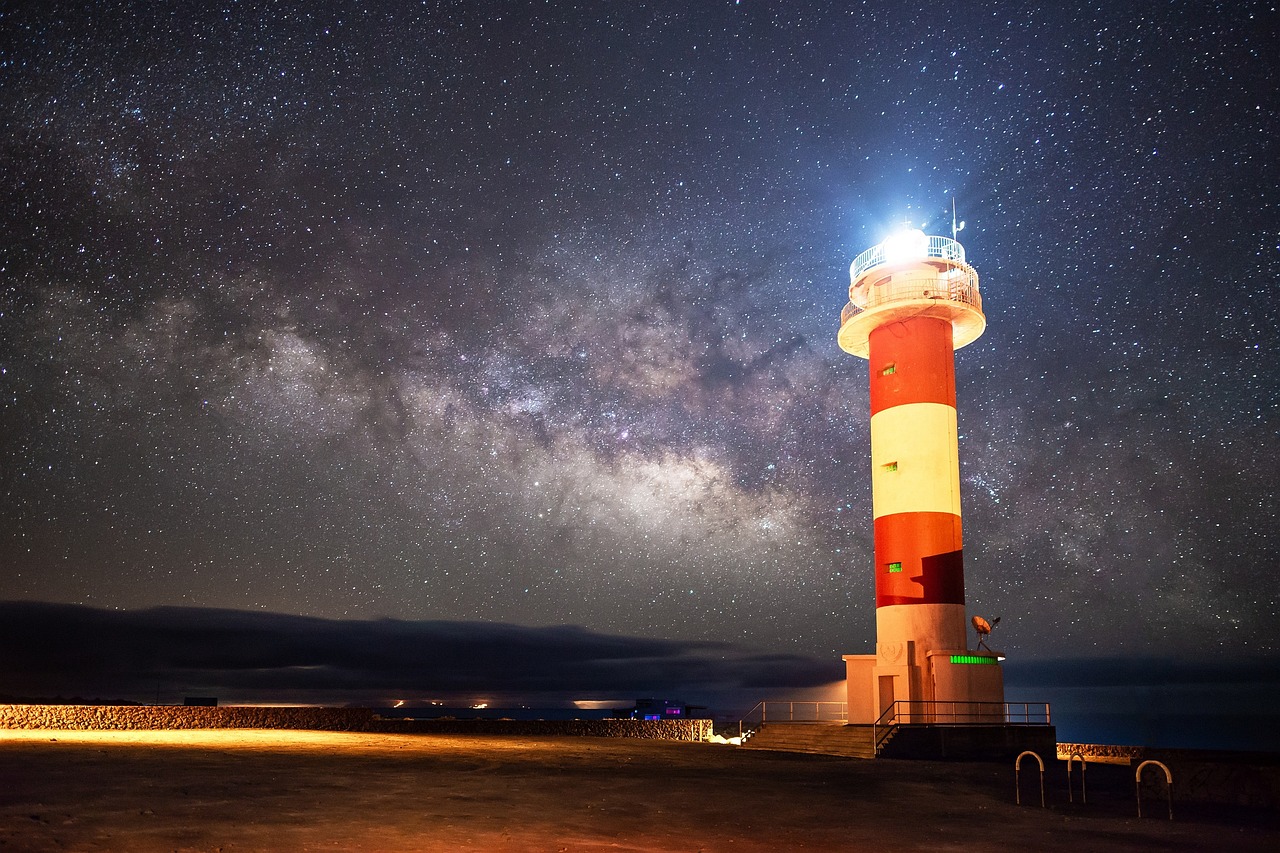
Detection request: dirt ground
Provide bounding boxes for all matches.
[1,730,1276,852]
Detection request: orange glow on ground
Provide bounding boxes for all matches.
[2,729,1273,851]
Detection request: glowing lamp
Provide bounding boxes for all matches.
[880,228,929,264]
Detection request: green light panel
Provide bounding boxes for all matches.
[949,654,998,665]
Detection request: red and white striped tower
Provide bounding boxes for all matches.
[839,228,1004,723]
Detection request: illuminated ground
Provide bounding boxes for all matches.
[1,730,1275,852]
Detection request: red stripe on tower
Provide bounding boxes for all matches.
[873,511,964,607]
[868,317,957,413]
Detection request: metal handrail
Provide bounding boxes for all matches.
[850,234,966,281]
[757,701,848,723]
[873,700,1051,727]
[842,267,982,326]
[1004,702,1052,725]
[871,702,898,754]
[738,701,847,732]
[740,701,765,728]
[739,698,1050,751]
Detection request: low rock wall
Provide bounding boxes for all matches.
[0,705,711,742]
[1057,742,1144,763]
[0,704,376,731]
[371,717,713,741]
[1057,742,1280,807]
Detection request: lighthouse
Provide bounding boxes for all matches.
[839,228,1004,724]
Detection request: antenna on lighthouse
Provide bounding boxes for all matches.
[951,196,966,241]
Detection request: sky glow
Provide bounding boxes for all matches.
[0,2,1276,716]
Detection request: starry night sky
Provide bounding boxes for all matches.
[2,2,1277,723]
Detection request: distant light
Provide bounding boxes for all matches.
[573,699,628,710]
[881,228,929,264]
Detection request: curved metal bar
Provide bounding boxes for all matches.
[1135,759,1174,820]
[1066,753,1087,804]
[1015,750,1046,807]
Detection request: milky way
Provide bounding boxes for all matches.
[2,1,1276,674]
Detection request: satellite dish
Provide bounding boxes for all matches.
[971,615,1001,651]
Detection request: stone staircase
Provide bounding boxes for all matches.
[741,722,889,759]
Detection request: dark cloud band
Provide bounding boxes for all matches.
[0,601,841,705]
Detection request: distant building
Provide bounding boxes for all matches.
[631,699,708,720]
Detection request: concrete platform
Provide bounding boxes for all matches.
[879,724,1058,761]
[742,722,1057,762]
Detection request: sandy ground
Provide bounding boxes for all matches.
[1,730,1276,852]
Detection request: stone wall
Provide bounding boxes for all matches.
[1057,742,1280,808]
[1057,742,1144,763]
[0,705,711,742]
[0,704,376,731]
[371,717,713,741]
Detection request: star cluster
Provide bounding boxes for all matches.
[2,1,1276,669]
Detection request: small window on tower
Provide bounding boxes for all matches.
[881,363,896,376]
[887,562,903,573]
[882,461,898,472]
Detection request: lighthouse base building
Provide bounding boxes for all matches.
[837,230,1006,725]
[842,644,1005,724]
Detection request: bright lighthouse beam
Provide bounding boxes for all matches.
[880,228,929,264]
